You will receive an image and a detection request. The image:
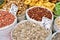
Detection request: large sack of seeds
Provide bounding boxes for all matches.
[11,20,52,40]
[26,6,54,30]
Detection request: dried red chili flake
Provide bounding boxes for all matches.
[0,11,15,28]
[28,7,52,21]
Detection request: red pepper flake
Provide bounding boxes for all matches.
[0,11,15,28]
[28,7,52,21]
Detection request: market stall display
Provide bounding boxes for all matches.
[12,20,52,40]
[0,0,60,40]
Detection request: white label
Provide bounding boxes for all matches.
[9,4,18,15]
[42,17,52,29]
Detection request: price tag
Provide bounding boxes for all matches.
[9,4,18,15]
[42,17,52,29]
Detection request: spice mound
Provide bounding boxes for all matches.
[52,33,60,40]
[28,7,52,21]
[0,11,15,28]
[12,20,50,40]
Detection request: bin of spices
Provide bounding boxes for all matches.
[54,16,60,31]
[11,20,52,40]
[26,6,53,29]
[0,10,17,40]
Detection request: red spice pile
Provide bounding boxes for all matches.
[28,7,52,21]
[0,11,15,28]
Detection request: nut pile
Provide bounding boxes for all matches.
[24,0,55,11]
[12,21,50,40]
[52,33,60,40]
[3,0,28,16]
